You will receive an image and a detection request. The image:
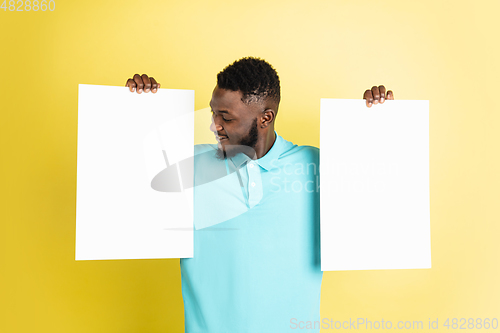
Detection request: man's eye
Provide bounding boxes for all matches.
[222,117,232,122]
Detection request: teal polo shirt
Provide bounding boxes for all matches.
[180,132,323,333]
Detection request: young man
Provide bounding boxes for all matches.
[126,57,393,333]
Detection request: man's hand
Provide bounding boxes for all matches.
[125,74,161,94]
[363,85,394,107]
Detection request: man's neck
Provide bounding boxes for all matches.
[253,130,276,159]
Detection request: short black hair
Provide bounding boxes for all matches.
[217,57,281,106]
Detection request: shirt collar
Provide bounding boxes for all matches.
[229,149,251,169]
[229,131,285,171]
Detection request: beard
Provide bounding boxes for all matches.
[215,118,259,160]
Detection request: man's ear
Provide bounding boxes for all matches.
[260,108,276,128]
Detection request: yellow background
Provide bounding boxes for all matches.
[1,0,499,332]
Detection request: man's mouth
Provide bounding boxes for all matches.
[216,134,228,142]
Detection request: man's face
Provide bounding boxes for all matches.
[209,86,261,159]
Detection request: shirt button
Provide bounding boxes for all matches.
[249,163,254,168]
[251,182,256,187]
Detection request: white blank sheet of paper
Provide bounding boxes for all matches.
[320,99,431,271]
[76,84,194,260]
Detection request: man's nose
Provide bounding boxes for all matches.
[209,115,223,133]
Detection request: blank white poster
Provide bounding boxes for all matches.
[320,99,431,271]
[76,84,194,260]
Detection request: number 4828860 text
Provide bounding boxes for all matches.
[1,0,55,11]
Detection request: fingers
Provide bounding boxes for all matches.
[363,89,373,108]
[150,77,161,93]
[125,78,136,92]
[133,74,144,94]
[371,86,381,105]
[126,74,160,93]
[142,74,152,93]
[364,85,393,107]
[378,85,386,103]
